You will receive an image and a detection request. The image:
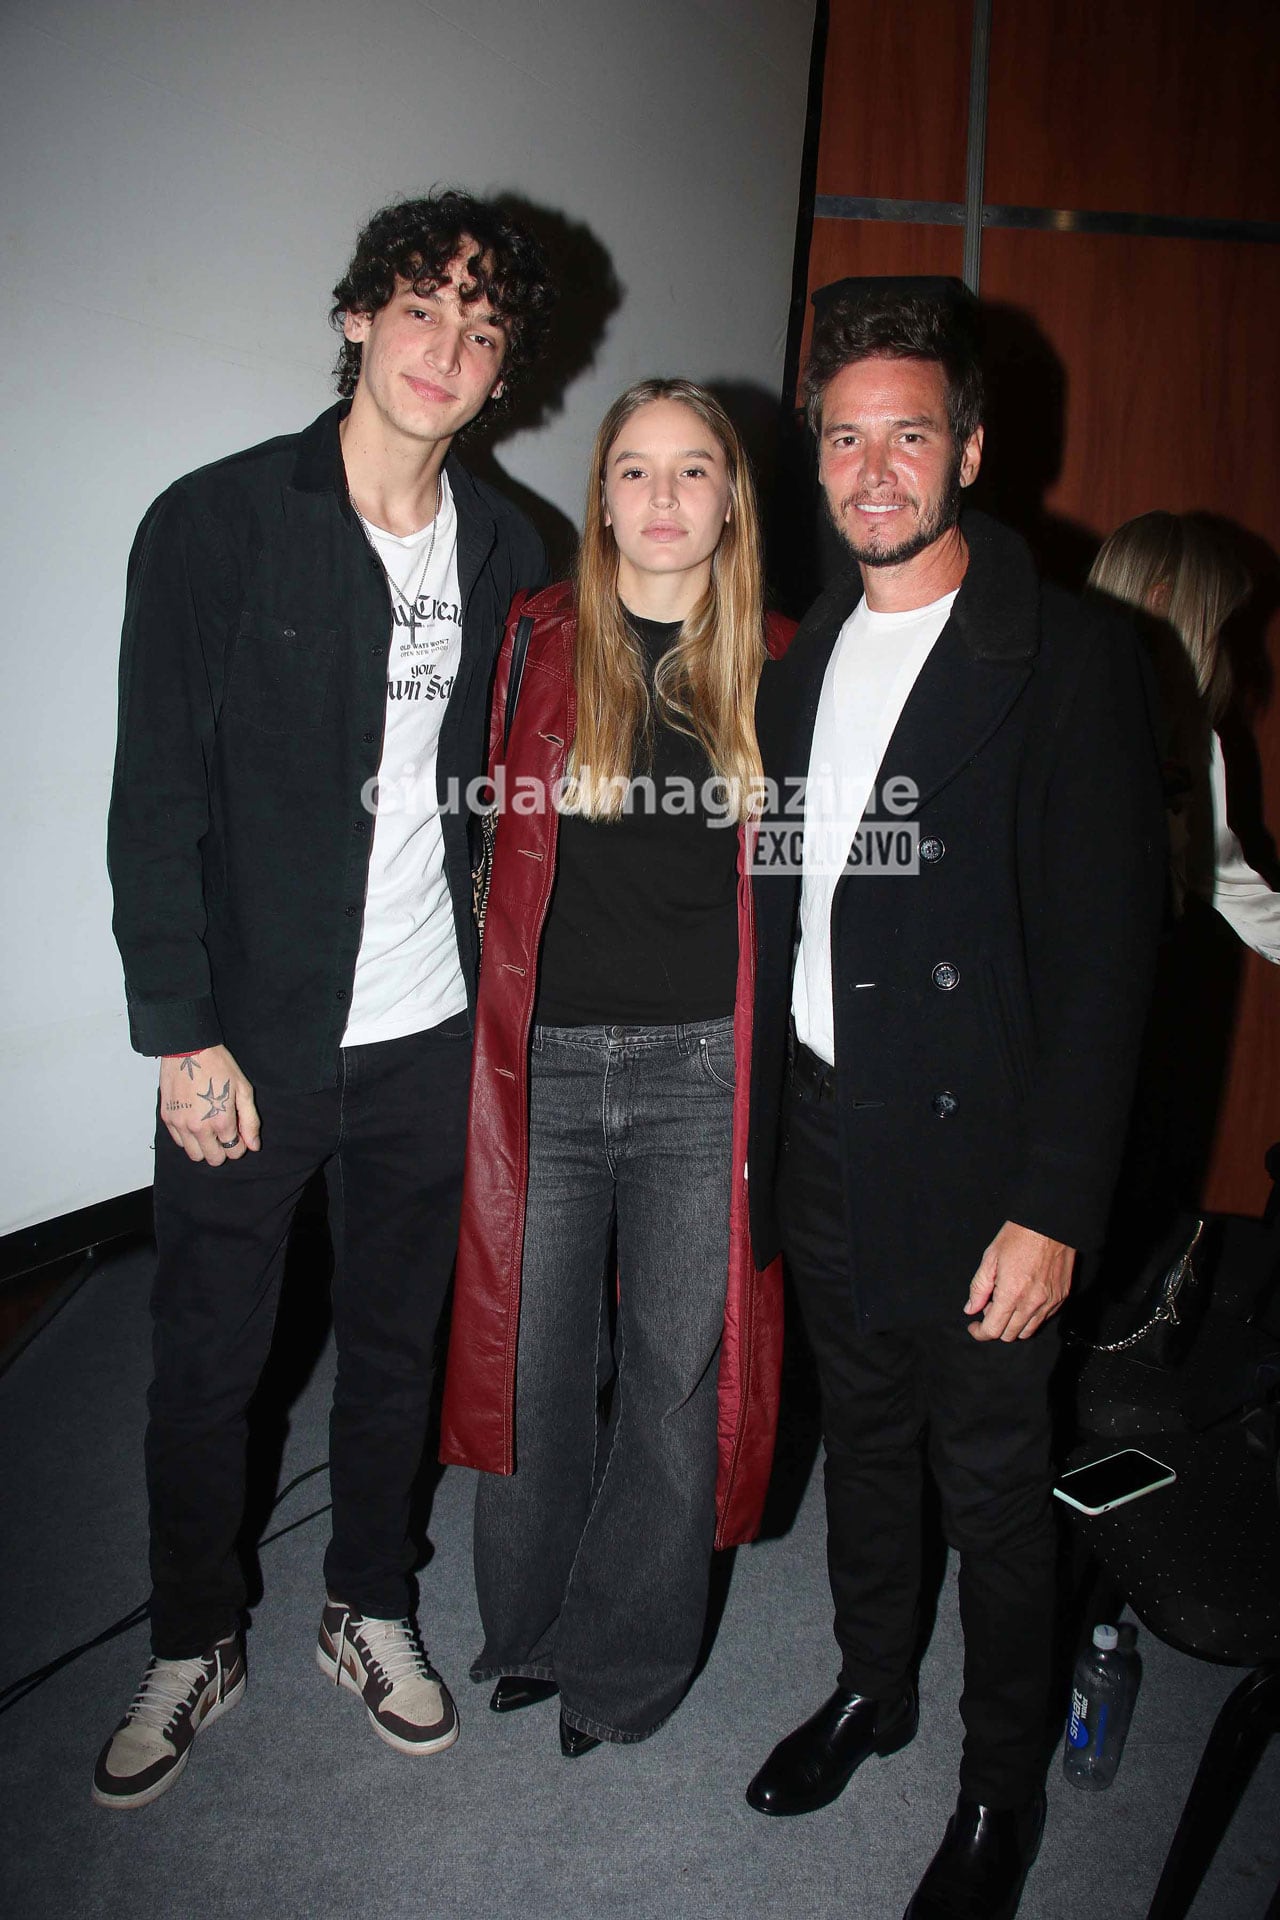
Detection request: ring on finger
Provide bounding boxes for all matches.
[218,1133,240,1149]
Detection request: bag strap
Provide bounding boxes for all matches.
[503,614,534,756]
[1082,1216,1206,1354]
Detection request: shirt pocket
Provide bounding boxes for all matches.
[224,611,339,733]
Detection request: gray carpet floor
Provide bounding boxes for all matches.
[1,1244,1277,1919]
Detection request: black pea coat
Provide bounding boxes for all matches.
[748,511,1167,1332]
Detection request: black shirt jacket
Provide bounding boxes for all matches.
[748,511,1168,1331]
[107,402,546,1090]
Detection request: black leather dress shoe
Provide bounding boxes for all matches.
[489,1676,559,1713]
[559,1710,601,1758]
[744,1682,918,1816]
[903,1791,1047,1919]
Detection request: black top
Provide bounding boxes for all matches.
[536,614,739,1025]
[106,402,547,1089]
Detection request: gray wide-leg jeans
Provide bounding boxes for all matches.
[471,1017,735,1741]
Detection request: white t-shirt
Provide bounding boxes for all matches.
[1206,729,1280,962]
[342,474,467,1046]
[793,588,958,1064]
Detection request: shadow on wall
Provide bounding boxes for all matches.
[465,198,624,579]
[972,302,1099,594]
[700,378,827,623]
[765,403,849,619]
[701,380,785,514]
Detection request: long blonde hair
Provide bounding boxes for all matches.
[568,378,766,822]
[1089,511,1250,727]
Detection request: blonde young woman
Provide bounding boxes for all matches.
[1089,511,1279,961]
[440,379,793,1753]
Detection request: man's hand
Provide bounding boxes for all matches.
[964,1221,1075,1341]
[159,1046,261,1166]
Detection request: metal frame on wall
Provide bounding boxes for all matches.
[813,196,1280,247]
[814,0,1280,266]
[962,0,992,292]
[780,0,832,410]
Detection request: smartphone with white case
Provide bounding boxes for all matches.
[1053,1449,1177,1516]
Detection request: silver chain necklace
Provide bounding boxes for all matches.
[365,476,443,623]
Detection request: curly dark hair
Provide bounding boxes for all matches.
[803,286,984,449]
[329,189,556,404]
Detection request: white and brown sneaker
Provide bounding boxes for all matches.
[92,1634,245,1809]
[316,1601,458,1754]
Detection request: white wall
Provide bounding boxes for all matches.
[0,0,815,1236]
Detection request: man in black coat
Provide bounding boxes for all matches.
[97,192,552,1810]
[744,280,1165,1920]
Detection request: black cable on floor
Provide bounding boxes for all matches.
[0,1460,331,1716]
[257,1504,332,1549]
[0,1605,152,1716]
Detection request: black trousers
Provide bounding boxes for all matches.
[145,1017,471,1658]
[780,1071,1059,1807]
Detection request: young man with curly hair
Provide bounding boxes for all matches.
[97,191,555,1808]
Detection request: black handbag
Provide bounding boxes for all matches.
[472,613,534,946]
[1076,1212,1210,1369]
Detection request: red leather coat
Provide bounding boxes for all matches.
[439,582,795,1548]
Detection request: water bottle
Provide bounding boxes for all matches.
[1116,1621,1142,1725]
[1062,1623,1140,1789]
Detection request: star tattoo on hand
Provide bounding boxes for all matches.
[199,1078,231,1121]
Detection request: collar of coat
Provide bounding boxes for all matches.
[514,581,796,664]
[765,509,1043,810]
[800,507,1040,666]
[288,399,498,586]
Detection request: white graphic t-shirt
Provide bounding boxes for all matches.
[342,474,467,1046]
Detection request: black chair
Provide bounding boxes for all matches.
[1066,1313,1280,1920]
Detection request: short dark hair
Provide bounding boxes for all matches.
[803,288,984,448]
[329,189,556,403]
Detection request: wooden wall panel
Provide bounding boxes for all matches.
[980,231,1280,539]
[817,0,972,202]
[985,0,1280,220]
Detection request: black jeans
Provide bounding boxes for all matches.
[145,1017,470,1658]
[780,1072,1060,1808]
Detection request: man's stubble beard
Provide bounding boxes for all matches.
[825,443,965,568]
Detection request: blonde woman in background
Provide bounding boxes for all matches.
[440,379,794,1755]
[1090,510,1279,962]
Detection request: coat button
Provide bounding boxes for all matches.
[362,731,376,745]
[932,961,960,991]
[921,836,945,863]
[354,819,369,834]
[335,989,348,1002]
[932,1090,958,1118]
